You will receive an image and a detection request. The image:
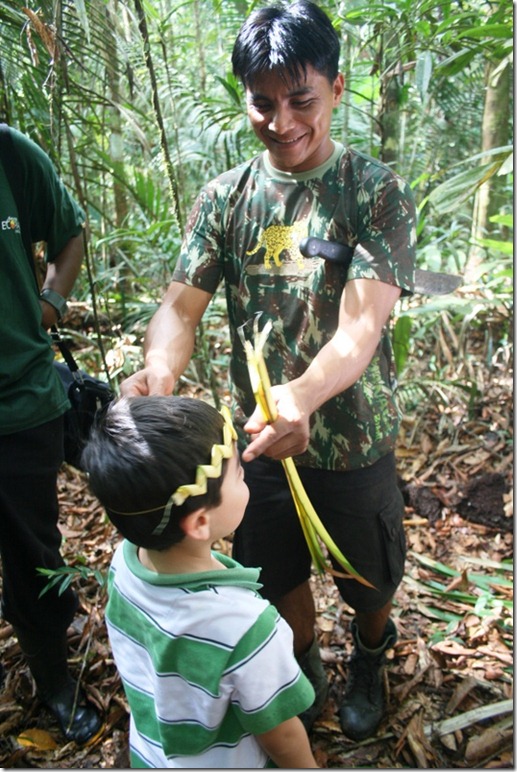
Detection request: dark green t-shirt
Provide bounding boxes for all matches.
[173,143,417,471]
[0,127,85,434]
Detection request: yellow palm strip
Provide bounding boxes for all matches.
[242,319,375,588]
[171,406,237,506]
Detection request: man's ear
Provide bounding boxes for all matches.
[333,72,345,107]
[181,509,211,541]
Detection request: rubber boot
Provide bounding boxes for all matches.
[297,637,329,732]
[339,617,397,741]
[14,626,102,745]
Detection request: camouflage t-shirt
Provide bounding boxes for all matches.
[173,142,417,471]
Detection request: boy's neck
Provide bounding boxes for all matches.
[138,543,226,575]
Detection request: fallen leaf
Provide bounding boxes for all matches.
[17,728,58,750]
[465,721,513,765]
[445,675,478,714]
[444,568,471,592]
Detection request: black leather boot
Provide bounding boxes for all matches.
[339,618,397,741]
[14,626,102,745]
[298,637,329,731]
[43,676,103,745]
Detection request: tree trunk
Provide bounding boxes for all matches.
[465,59,511,282]
[105,2,132,317]
[377,29,403,171]
[379,64,402,169]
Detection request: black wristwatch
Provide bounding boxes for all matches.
[40,288,69,320]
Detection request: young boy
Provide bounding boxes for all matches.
[82,396,318,768]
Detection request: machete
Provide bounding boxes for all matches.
[299,237,462,296]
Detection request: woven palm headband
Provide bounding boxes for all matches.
[107,405,237,536]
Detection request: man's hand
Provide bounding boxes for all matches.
[120,282,212,399]
[242,382,310,462]
[119,283,213,398]
[120,363,175,397]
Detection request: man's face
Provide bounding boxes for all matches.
[245,65,344,173]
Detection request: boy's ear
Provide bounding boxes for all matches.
[181,509,211,541]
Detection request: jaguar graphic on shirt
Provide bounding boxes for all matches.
[246,221,308,270]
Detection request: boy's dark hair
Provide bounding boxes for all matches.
[232,0,340,87]
[82,396,227,550]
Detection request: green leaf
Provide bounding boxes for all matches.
[456,23,513,41]
[415,51,433,103]
[428,163,500,214]
[476,238,513,256]
[393,315,412,374]
[214,75,242,108]
[71,0,90,42]
[490,213,513,228]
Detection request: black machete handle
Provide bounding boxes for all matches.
[299,236,354,267]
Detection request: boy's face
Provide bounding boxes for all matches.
[209,447,249,539]
[245,66,344,173]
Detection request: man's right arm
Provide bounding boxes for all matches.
[120,281,213,397]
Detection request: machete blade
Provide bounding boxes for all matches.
[414,269,462,296]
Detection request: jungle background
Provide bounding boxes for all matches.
[0,0,513,767]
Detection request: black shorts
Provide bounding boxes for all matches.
[232,452,406,613]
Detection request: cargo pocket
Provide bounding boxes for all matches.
[379,494,406,587]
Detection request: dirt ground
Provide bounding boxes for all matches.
[0,308,513,769]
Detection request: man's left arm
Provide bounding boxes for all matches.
[242,277,401,462]
[39,233,84,329]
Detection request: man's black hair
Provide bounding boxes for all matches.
[232,0,340,87]
[82,396,227,551]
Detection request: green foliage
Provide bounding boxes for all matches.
[408,552,513,644]
[426,145,513,215]
[393,314,412,374]
[37,561,107,597]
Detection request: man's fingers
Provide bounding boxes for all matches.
[242,424,309,462]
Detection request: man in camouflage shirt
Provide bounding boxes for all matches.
[122,0,416,742]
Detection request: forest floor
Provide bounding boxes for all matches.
[0,302,513,769]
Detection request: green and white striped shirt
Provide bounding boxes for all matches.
[106,541,314,768]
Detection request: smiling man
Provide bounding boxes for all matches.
[121,0,416,743]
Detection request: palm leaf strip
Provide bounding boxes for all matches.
[241,318,375,588]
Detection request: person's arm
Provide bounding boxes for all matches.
[242,277,401,462]
[39,233,84,329]
[120,281,213,396]
[256,715,318,768]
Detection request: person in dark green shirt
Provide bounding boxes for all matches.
[0,127,101,745]
[121,1,415,742]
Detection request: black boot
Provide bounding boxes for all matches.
[298,637,329,732]
[339,618,397,741]
[14,626,102,745]
[43,676,103,745]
